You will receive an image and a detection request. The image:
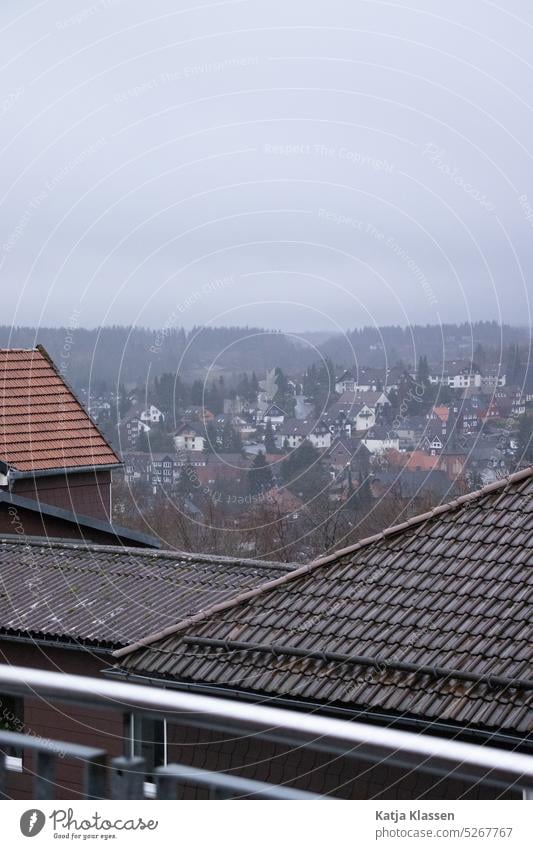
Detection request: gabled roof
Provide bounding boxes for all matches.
[115,467,533,735]
[0,537,293,650]
[335,370,356,382]
[431,405,450,422]
[279,419,327,437]
[0,347,120,473]
[263,404,287,417]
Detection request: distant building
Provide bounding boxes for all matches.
[140,405,165,424]
[180,406,214,424]
[358,426,400,455]
[121,414,151,448]
[276,419,332,450]
[260,405,287,429]
[174,424,208,453]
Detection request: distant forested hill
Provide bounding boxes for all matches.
[0,321,528,390]
[0,325,314,389]
[319,322,530,369]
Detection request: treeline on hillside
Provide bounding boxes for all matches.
[0,321,529,391]
[320,322,530,368]
[0,325,313,390]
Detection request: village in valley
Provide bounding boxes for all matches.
[77,334,533,562]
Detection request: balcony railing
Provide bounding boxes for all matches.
[0,664,532,800]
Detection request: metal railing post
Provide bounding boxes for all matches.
[85,753,107,800]
[155,770,176,800]
[34,751,55,800]
[111,757,146,799]
[0,752,5,798]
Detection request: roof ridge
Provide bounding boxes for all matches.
[112,464,533,659]
[0,534,294,570]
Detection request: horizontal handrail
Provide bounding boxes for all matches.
[155,763,323,800]
[0,664,532,793]
[0,730,103,760]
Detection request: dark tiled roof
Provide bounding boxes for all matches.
[0,348,120,472]
[0,538,292,649]
[116,467,533,735]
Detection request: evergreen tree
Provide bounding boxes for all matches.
[190,380,204,406]
[221,420,243,453]
[416,355,430,387]
[506,344,522,383]
[248,451,273,495]
[474,343,487,370]
[264,420,276,453]
[204,421,218,453]
[118,383,131,419]
[281,439,328,498]
[137,428,149,452]
[275,367,296,416]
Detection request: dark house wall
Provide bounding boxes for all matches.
[12,470,112,521]
[0,640,123,800]
[164,722,521,801]
[0,501,154,547]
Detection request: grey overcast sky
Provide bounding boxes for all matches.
[0,0,532,333]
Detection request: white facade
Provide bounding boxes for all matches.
[140,405,165,423]
[353,405,376,431]
[174,430,206,452]
[276,429,332,450]
[361,434,400,454]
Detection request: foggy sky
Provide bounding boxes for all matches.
[0,0,532,334]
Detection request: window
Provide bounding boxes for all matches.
[127,714,166,780]
[0,694,24,765]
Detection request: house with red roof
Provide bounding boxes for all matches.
[0,347,157,547]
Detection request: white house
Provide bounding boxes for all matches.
[122,415,151,448]
[140,404,165,423]
[260,404,287,429]
[335,370,357,395]
[173,424,207,453]
[359,427,400,454]
[276,420,332,450]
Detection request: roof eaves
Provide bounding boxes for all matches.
[8,462,123,478]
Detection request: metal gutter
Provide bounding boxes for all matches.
[8,463,122,480]
[0,631,114,656]
[105,666,533,753]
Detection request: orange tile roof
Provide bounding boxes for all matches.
[0,348,121,472]
[385,448,440,472]
[431,405,450,422]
